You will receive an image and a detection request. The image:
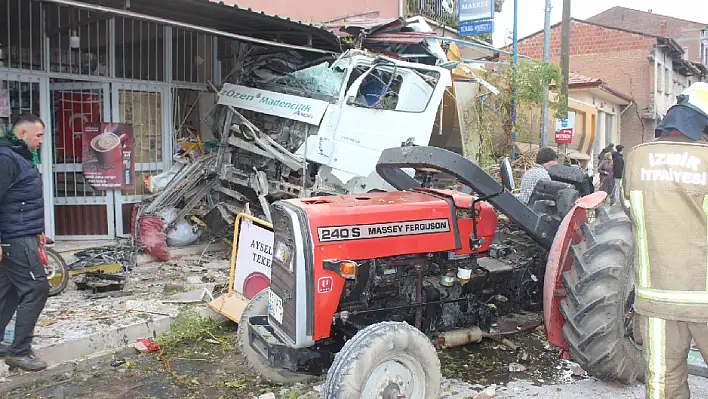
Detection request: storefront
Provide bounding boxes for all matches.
[0,0,339,240]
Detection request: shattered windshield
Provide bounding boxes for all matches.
[271,62,347,101]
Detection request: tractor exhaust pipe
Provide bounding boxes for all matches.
[436,326,484,349]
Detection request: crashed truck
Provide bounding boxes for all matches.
[205,49,455,226]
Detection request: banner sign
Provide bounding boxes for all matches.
[459,19,495,35]
[555,128,573,144]
[217,83,329,126]
[554,112,576,144]
[458,0,495,23]
[82,122,135,190]
[233,218,275,299]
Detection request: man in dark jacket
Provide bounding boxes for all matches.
[0,114,49,371]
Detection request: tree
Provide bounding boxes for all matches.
[464,59,567,166]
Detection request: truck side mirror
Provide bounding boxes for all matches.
[500,157,515,191]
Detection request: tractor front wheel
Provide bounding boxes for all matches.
[237,288,314,384]
[559,204,644,384]
[324,321,441,399]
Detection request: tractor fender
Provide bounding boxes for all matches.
[543,191,608,351]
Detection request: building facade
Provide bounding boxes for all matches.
[505,18,707,150]
[587,6,708,67]
[0,0,340,240]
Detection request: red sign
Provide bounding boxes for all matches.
[555,128,573,144]
[58,92,101,163]
[82,122,135,190]
[318,276,333,294]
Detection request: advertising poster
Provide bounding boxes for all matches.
[233,218,274,299]
[82,122,135,190]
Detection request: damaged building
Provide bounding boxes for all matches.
[0,0,482,255]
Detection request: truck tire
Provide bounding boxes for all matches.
[324,321,441,399]
[559,204,644,384]
[237,288,314,384]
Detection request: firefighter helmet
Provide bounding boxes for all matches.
[656,82,708,140]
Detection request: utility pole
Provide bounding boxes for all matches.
[559,0,571,155]
[540,0,552,147]
[510,0,519,159]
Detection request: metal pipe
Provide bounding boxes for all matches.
[431,36,533,60]
[37,0,334,54]
[559,0,571,156]
[540,0,552,147]
[510,0,519,160]
[399,0,404,18]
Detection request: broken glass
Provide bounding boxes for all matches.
[275,62,346,99]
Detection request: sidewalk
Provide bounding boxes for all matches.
[1,241,231,382]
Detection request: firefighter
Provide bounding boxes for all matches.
[622,81,708,398]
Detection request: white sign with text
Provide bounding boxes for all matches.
[233,219,275,299]
[217,83,329,125]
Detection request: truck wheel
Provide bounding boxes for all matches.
[237,288,314,384]
[559,204,644,384]
[324,321,441,399]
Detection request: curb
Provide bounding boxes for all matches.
[0,306,229,393]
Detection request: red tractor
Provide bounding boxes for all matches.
[238,146,641,398]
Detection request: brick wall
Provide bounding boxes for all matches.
[505,20,656,60]
[501,20,658,148]
[588,7,705,63]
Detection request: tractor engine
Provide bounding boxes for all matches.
[335,238,545,336]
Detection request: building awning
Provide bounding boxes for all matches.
[43,0,344,53]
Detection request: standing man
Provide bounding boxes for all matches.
[611,144,624,204]
[0,114,49,371]
[622,82,708,398]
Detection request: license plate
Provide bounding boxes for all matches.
[268,290,284,324]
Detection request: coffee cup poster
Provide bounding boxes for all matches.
[82,123,135,190]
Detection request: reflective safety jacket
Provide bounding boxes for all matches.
[622,134,708,322]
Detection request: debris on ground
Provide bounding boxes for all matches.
[569,361,588,377]
[29,256,230,350]
[508,363,527,373]
[473,383,497,399]
[75,271,126,293]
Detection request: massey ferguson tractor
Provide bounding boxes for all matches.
[237,146,641,398]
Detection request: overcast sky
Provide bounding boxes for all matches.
[491,0,708,47]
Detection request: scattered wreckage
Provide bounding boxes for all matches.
[133,49,458,256]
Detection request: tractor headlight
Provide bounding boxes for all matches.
[274,240,293,272]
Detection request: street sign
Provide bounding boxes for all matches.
[458,19,495,35]
[555,128,573,144]
[458,0,495,22]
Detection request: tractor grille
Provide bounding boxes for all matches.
[268,203,298,342]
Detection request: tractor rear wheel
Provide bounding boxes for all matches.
[324,321,441,399]
[237,288,314,384]
[559,203,644,384]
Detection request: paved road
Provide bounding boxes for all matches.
[441,375,708,398]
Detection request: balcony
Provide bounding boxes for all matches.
[408,0,504,28]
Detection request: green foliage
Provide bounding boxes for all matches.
[463,59,566,164]
[155,311,222,357]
